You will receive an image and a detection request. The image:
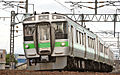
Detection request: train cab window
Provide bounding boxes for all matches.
[76,30,78,43]
[24,24,35,41]
[37,23,50,40]
[52,22,68,39]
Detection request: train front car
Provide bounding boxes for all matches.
[23,13,69,70]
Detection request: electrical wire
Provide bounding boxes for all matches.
[0,6,11,12]
[1,0,25,9]
[54,0,71,10]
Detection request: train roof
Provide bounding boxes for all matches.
[23,13,67,24]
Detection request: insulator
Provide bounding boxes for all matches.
[99,1,105,3]
[16,30,18,33]
[99,5,105,7]
[88,2,94,3]
[19,6,24,8]
[16,26,18,28]
[19,1,24,3]
[88,7,94,9]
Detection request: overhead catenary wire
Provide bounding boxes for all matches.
[54,0,71,11]
[1,0,26,9]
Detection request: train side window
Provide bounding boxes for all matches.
[91,38,92,48]
[76,30,78,43]
[88,36,89,47]
[102,44,103,52]
[88,36,94,48]
[90,38,92,48]
[104,47,108,55]
[106,47,108,55]
[90,37,91,48]
[82,33,84,45]
[79,32,81,44]
[99,43,103,53]
[93,39,95,49]
[91,38,93,48]
[89,37,91,48]
[71,26,73,39]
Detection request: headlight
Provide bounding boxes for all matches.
[53,16,57,19]
[61,42,65,47]
[25,45,29,49]
[32,17,34,21]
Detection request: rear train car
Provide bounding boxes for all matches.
[23,12,114,72]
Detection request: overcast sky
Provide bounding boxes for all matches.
[0,0,120,55]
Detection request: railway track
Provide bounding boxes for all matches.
[0,70,119,75]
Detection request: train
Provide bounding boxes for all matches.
[23,12,114,72]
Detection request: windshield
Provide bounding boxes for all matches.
[24,23,55,55]
[37,23,55,55]
[37,23,50,41]
[24,24,35,41]
[52,22,67,39]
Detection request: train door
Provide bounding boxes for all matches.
[37,23,51,55]
[34,23,55,56]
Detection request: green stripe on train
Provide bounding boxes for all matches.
[24,41,69,49]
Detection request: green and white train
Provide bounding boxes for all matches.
[23,12,114,72]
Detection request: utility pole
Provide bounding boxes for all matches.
[26,0,28,13]
[9,0,29,69]
[95,0,97,14]
[117,32,120,60]
[0,0,33,69]
[10,11,15,69]
[114,14,117,37]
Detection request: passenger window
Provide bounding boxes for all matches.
[90,38,92,48]
[93,39,95,49]
[88,37,95,49]
[76,30,78,43]
[71,26,73,40]
[91,38,93,48]
[99,43,103,53]
[82,33,84,45]
[104,47,108,55]
[79,32,81,44]
[89,37,91,47]
[88,36,90,47]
